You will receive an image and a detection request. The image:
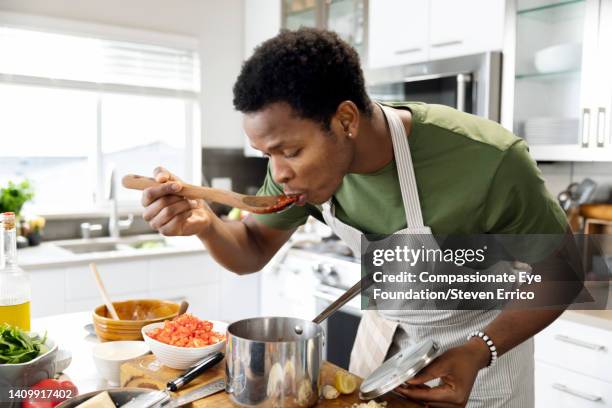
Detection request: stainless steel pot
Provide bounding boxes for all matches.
[225,317,324,407]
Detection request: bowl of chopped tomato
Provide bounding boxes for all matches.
[141,314,228,369]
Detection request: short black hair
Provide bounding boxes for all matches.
[233,27,372,129]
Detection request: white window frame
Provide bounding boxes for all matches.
[0,12,202,219]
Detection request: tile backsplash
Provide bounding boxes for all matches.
[202,148,268,194]
[202,148,268,214]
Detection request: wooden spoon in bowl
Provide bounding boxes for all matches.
[90,262,120,320]
[122,174,299,214]
[178,300,189,316]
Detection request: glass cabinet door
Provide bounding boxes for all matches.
[513,0,590,150]
[324,0,367,56]
[283,0,319,29]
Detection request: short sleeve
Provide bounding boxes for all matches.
[482,140,568,235]
[250,163,310,230]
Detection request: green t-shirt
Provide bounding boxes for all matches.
[253,102,567,235]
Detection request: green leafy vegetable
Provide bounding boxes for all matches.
[0,180,35,215]
[0,323,48,364]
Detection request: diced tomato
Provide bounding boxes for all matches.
[147,313,224,348]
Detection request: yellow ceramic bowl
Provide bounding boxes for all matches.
[92,299,179,342]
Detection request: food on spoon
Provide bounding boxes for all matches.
[74,391,115,408]
[0,323,48,364]
[322,384,340,399]
[254,194,299,214]
[147,313,224,347]
[335,370,358,394]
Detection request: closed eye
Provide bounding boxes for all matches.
[284,149,301,159]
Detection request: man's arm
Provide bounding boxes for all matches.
[141,167,296,274]
[197,215,295,274]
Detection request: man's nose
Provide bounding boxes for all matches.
[271,158,294,185]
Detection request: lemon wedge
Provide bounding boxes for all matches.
[334,370,357,394]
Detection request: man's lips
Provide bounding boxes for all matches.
[284,191,307,206]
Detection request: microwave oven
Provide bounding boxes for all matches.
[365,52,502,122]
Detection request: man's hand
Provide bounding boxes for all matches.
[142,166,216,237]
[394,339,490,408]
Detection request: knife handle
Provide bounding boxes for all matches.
[167,352,224,392]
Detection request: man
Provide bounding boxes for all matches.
[141,28,569,407]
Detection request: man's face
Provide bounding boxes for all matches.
[244,102,354,205]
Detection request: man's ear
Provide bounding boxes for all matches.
[334,100,360,138]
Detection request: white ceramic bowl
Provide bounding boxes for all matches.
[534,43,582,73]
[141,320,228,369]
[92,341,149,386]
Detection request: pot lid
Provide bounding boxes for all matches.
[359,339,439,400]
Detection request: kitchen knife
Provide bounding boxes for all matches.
[167,351,224,391]
[119,352,224,408]
[163,378,226,408]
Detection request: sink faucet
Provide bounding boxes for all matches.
[108,165,134,238]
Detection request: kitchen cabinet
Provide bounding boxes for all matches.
[368,0,505,68]
[502,0,612,161]
[368,0,429,67]
[534,313,612,406]
[30,267,65,317]
[428,0,506,60]
[282,0,367,57]
[64,260,149,301]
[535,361,612,407]
[26,251,250,320]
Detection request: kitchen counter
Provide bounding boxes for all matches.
[19,234,205,269]
[31,312,422,407]
[563,309,612,332]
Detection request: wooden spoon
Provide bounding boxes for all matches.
[178,300,189,315]
[90,262,120,320]
[122,174,298,214]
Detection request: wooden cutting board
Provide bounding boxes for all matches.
[120,354,422,407]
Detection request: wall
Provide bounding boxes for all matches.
[0,0,246,148]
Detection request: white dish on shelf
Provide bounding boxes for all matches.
[523,117,580,144]
[534,43,582,73]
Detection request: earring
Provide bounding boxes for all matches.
[348,132,353,137]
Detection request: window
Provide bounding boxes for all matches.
[0,17,201,215]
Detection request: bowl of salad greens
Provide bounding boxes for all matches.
[0,323,58,393]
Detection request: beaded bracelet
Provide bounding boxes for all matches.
[467,331,498,367]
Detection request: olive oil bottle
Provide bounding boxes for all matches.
[0,212,31,330]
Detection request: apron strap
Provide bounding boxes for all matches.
[379,104,426,229]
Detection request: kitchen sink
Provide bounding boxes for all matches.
[54,235,168,255]
[57,242,123,254]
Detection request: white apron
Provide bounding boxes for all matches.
[320,105,534,407]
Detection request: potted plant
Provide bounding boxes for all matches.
[0,180,35,216]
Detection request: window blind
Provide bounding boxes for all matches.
[0,26,200,94]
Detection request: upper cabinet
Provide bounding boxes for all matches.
[429,0,506,60]
[282,0,367,57]
[368,0,429,67]
[367,0,506,68]
[502,0,612,161]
